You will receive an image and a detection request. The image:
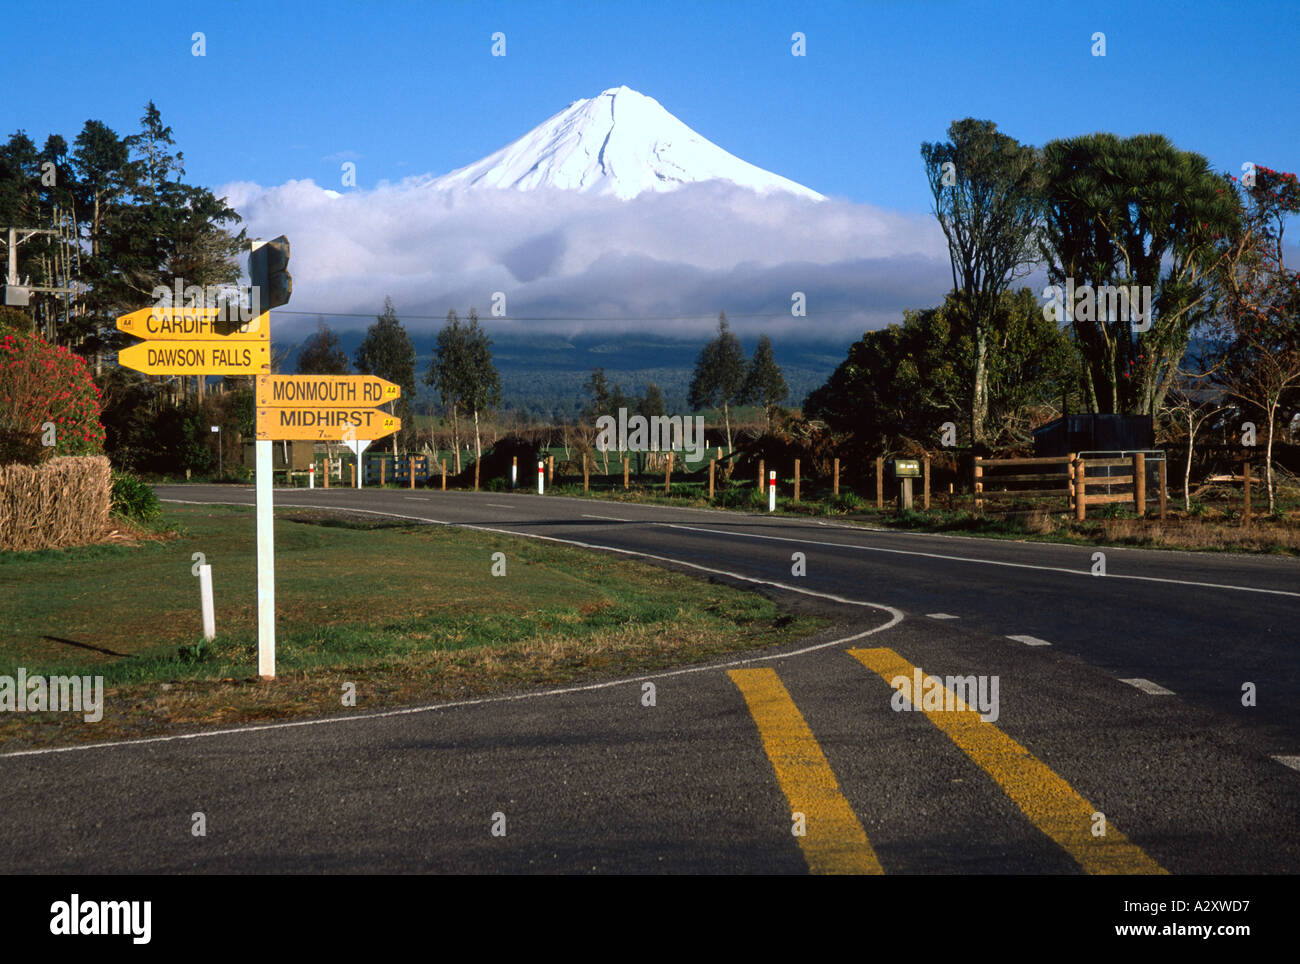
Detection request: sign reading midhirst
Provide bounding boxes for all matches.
[254,375,401,441]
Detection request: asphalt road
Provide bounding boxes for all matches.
[2,484,1297,873]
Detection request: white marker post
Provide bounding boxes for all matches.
[768,470,776,512]
[538,460,544,494]
[511,456,517,489]
[256,438,275,678]
[198,563,216,641]
[308,463,315,488]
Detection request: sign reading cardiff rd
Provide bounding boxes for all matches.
[116,306,268,340]
[118,341,271,376]
[254,375,401,408]
[255,407,400,441]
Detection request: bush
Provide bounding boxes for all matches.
[0,330,105,464]
[486,476,509,492]
[111,472,161,522]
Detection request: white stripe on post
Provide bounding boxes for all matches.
[768,470,776,512]
[198,563,216,641]
[256,439,276,679]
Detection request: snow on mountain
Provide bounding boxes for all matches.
[428,86,824,201]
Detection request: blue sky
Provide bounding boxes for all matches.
[8,0,1298,213]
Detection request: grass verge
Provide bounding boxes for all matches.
[0,504,821,751]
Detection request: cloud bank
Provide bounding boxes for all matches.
[218,176,953,344]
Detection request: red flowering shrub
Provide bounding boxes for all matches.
[0,330,106,464]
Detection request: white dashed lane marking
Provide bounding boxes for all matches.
[1008,634,1052,646]
[1120,678,1176,696]
[926,613,959,620]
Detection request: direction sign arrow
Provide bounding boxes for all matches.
[255,374,401,408]
[256,407,401,441]
[118,341,271,376]
[116,306,269,340]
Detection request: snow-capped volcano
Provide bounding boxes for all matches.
[429,86,824,201]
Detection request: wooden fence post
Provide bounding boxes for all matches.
[583,454,589,493]
[1132,453,1145,516]
[876,457,883,509]
[323,457,329,489]
[623,457,629,490]
[708,459,715,500]
[759,459,765,493]
[349,463,355,487]
[441,459,446,491]
[948,482,954,511]
[380,459,386,486]
[408,456,415,490]
[1075,457,1086,521]
[794,459,800,503]
[1158,459,1167,521]
[548,456,554,484]
[664,452,673,493]
[833,457,840,496]
[923,456,930,510]
[1243,460,1252,527]
[973,457,983,511]
[1067,452,1076,511]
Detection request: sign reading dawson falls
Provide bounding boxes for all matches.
[255,374,401,441]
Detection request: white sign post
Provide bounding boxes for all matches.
[341,437,372,488]
[768,470,776,512]
[256,437,275,678]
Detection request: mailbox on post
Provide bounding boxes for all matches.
[893,459,920,509]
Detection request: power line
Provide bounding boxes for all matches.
[272,308,878,323]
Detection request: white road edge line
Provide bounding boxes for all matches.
[1273,756,1300,772]
[582,513,631,522]
[926,613,959,620]
[0,499,904,761]
[485,503,513,509]
[656,522,1300,599]
[1007,634,1052,646]
[1119,678,1176,696]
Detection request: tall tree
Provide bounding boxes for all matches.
[355,296,416,455]
[428,309,466,472]
[458,308,502,465]
[741,334,788,430]
[297,318,350,374]
[1038,132,1238,416]
[1212,164,1300,511]
[922,118,1043,448]
[688,311,746,452]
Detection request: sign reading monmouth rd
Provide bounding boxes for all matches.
[255,374,401,408]
[118,340,271,376]
[255,407,401,441]
[115,306,269,340]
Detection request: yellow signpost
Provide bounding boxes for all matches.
[116,305,269,341]
[118,340,271,376]
[254,374,401,408]
[255,408,401,441]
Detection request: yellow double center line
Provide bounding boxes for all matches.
[849,647,1166,875]
[728,668,884,874]
[731,651,1166,875]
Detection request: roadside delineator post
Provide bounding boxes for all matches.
[537,460,544,494]
[308,463,315,489]
[768,470,776,512]
[198,563,215,642]
[511,456,517,489]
